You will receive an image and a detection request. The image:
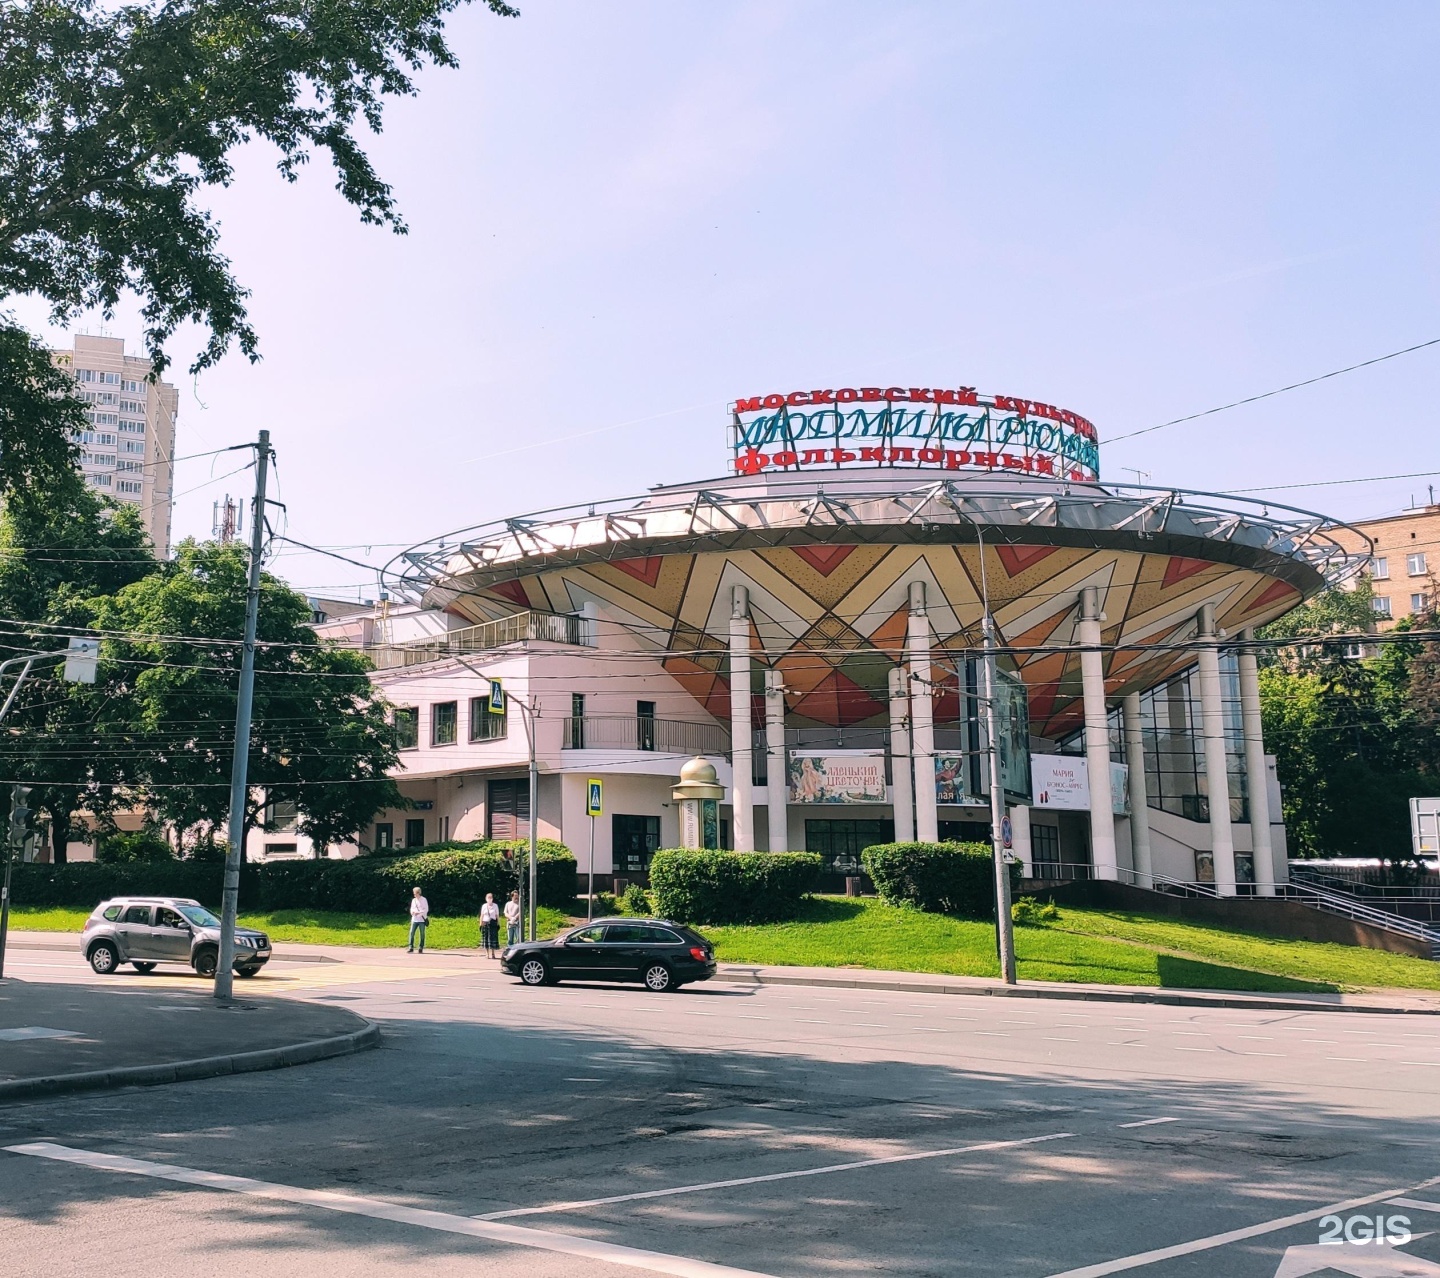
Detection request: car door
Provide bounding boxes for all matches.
[151,906,193,962]
[601,924,657,981]
[551,924,610,977]
[116,904,157,959]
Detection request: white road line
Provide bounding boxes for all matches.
[1117,1118,1179,1129]
[1389,1197,1440,1214]
[3,1142,776,1278]
[1043,1174,1440,1278]
[475,1131,1076,1221]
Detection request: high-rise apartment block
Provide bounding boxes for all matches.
[50,334,177,555]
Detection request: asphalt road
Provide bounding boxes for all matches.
[1,944,1438,1278]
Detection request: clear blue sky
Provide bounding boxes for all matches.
[21,1,1440,597]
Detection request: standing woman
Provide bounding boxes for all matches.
[479,892,501,958]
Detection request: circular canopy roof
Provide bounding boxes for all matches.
[385,469,1368,739]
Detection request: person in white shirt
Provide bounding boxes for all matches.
[407,886,429,954]
[504,891,522,947]
[479,893,501,958]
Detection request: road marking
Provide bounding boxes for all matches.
[475,1131,1076,1220]
[1389,1198,1440,1214]
[0,1026,80,1041]
[3,1143,776,1278]
[1117,1118,1179,1129]
[1042,1173,1440,1277]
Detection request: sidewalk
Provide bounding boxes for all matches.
[712,962,1440,1014]
[0,978,379,1101]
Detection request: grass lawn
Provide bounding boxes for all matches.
[6,905,571,948]
[704,897,1440,993]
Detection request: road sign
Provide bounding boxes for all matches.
[1000,814,1012,849]
[488,679,504,714]
[586,779,603,818]
[63,637,98,684]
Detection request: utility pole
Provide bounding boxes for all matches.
[0,785,30,979]
[216,431,271,1001]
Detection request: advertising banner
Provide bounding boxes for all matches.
[788,752,887,804]
[1030,755,1128,815]
[935,755,966,804]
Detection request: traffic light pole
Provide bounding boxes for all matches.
[216,431,271,1001]
[0,786,25,980]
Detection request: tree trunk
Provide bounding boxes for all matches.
[50,810,70,864]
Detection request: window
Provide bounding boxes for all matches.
[404,818,426,848]
[156,907,187,930]
[117,480,143,495]
[1408,553,1428,576]
[119,418,145,433]
[1372,557,1389,580]
[102,904,123,921]
[121,905,151,924]
[431,701,458,746]
[612,814,660,874]
[566,925,606,944]
[566,692,586,748]
[637,700,656,751]
[804,819,896,876]
[1031,823,1061,877]
[487,779,530,840]
[1411,593,1429,614]
[123,379,142,393]
[117,461,143,474]
[266,799,299,830]
[88,474,111,488]
[121,439,145,454]
[101,371,119,385]
[393,707,419,750]
[469,696,506,741]
[75,368,96,382]
[1373,596,1392,618]
[374,823,394,851]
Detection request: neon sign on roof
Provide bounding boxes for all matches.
[728,385,1100,482]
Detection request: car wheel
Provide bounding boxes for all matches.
[131,962,157,973]
[519,958,550,987]
[88,941,120,975]
[235,966,260,979]
[192,947,219,978]
[643,963,674,992]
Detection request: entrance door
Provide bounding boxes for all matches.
[803,819,894,877]
[613,815,660,878]
[404,818,426,848]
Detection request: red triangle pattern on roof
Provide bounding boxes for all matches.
[995,544,1060,578]
[1162,556,1213,590]
[793,544,856,577]
[611,556,665,588]
[488,579,530,606]
[1242,578,1299,616]
[790,668,884,726]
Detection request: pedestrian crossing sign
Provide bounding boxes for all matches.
[586,779,603,818]
[488,679,504,714]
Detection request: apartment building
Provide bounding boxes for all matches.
[51,334,177,555]
[1331,502,1440,628]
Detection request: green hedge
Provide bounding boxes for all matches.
[10,840,577,916]
[648,850,822,925]
[861,841,1018,918]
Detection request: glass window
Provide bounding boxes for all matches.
[605,925,660,942]
[637,700,656,751]
[177,904,221,927]
[565,925,607,944]
[1371,557,1389,580]
[155,907,187,929]
[393,707,418,750]
[431,701,458,746]
[1411,593,1429,614]
[103,904,123,921]
[121,905,151,924]
[1373,596,1392,618]
[469,696,506,741]
[1408,553,1428,576]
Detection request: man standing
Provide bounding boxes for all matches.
[407,885,429,954]
[504,890,522,947]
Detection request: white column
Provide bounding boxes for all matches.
[888,665,914,843]
[908,581,938,843]
[765,667,788,852]
[1079,585,1118,881]
[728,585,754,852]
[1237,627,1275,896]
[1122,692,1153,889]
[1196,603,1237,896]
[1010,804,1032,877]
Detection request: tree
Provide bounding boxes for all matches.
[1,0,517,376]
[92,540,402,853]
[0,318,94,499]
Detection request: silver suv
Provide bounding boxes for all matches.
[81,897,271,979]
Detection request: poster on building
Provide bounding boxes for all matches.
[1030,754,1128,814]
[788,752,887,804]
[935,755,966,804]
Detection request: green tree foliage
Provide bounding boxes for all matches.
[90,539,403,852]
[0,319,94,498]
[1257,582,1439,865]
[1,0,517,374]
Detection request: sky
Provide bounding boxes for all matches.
[18,0,1440,600]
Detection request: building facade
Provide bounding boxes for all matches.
[281,383,1366,898]
[51,334,177,555]
[1329,502,1440,628]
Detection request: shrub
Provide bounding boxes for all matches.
[619,882,653,916]
[591,890,619,917]
[1011,895,1060,926]
[648,850,822,925]
[96,829,174,864]
[861,842,1019,919]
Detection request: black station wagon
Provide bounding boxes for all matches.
[501,918,717,992]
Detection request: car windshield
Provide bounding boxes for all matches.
[177,904,221,927]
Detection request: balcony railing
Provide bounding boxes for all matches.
[370,610,586,670]
[562,715,729,756]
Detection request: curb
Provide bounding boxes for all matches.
[711,968,1440,1015]
[0,1020,382,1103]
